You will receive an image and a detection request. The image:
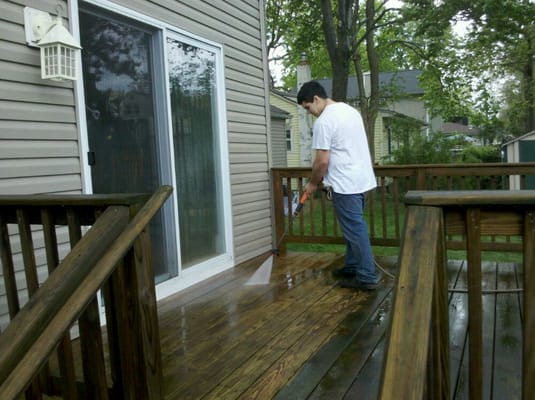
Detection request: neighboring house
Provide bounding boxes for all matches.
[317,71,443,164]
[0,0,273,329]
[270,105,289,168]
[502,130,535,189]
[441,120,482,156]
[270,90,300,167]
[273,62,442,165]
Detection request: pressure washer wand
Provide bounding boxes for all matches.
[292,192,308,217]
[272,191,308,256]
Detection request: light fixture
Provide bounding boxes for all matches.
[24,6,82,81]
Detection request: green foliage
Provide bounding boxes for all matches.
[402,0,535,136]
[499,78,532,137]
[266,0,535,143]
[389,131,454,165]
[459,145,501,164]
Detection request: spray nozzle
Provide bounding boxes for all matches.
[292,192,308,217]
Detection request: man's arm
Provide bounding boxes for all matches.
[305,149,329,196]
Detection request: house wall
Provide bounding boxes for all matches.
[0,0,83,195]
[270,93,300,167]
[373,113,387,164]
[389,97,427,124]
[270,116,287,167]
[0,0,272,329]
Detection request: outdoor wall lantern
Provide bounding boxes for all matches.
[24,6,81,81]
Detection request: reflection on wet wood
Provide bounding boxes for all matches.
[156,253,523,400]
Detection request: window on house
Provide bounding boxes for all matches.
[286,122,292,151]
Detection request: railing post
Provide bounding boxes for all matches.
[132,227,164,399]
[427,214,450,400]
[524,209,535,400]
[466,207,483,400]
[104,198,166,400]
[67,209,109,400]
[272,169,286,254]
[416,168,427,190]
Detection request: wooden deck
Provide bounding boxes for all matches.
[42,251,523,399]
[154,251,523,399]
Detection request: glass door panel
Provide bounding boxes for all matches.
[167,38,226,268]
[80,8,176,282]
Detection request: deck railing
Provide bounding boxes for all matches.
[379,190,535,400]
[271,163,535,253]
[0,186,173,400]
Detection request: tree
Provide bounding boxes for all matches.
[269,0,400,160]
[402,0,535,137]
[265,0,327,88]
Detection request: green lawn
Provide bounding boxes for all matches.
[286,196,523,263]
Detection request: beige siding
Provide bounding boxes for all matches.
[0,0,82,329]
[0,0,81,195]
[374,113,389,164]
[271,117,288,167]
[0,0,272,327]
[270,93,300,166]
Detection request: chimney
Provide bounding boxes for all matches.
[296,52,311,90]
[296,52,313,167]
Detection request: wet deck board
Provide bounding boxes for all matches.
[43,252,523,399]
[158,253,400,400]
[157,253,524,400]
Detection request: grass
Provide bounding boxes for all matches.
[288,243,521,263]
[285,195,523,263]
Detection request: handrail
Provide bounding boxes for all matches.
[379,190,535,400]
[379,204,449,399]
[0,185,173,399]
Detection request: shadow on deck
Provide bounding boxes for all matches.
[156,252,523,400]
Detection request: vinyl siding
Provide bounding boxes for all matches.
[271,116,288,167]
[0,0,81,195]
[0,0,272,328]
[0,0,82,330]
[374,113,388,164]
[270,93,300,167]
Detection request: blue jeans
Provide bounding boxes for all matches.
[332,192,377,284]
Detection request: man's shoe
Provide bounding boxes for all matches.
[331,267,356,279]
[339,279,378,291]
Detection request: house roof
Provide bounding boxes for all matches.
[441,122,480,136]
[502,130,535,147]
[317,70,424,99]
[270,105,290,119]
[271,89,296,103]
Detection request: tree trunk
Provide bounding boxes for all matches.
[364,0,380,162]
[320,0,353,101]
[523,33,535,133]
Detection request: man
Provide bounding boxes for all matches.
[297,80,378,290]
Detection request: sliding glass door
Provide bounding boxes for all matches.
[78,3,231,283]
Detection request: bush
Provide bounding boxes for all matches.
[389,132,454,165]
[459,145,501,163]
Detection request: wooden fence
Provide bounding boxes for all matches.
[272,162,535,253]
[0,186,172,400]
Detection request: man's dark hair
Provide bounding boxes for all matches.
[297,80,328,104]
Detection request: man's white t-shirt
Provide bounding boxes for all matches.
[312,102,377,194]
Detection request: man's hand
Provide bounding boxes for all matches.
[305,182,318,198]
